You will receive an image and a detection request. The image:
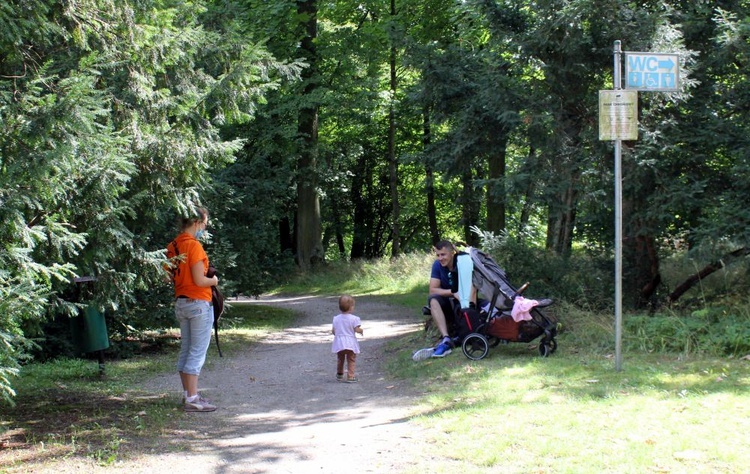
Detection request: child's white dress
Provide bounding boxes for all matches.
[331,313,361,353]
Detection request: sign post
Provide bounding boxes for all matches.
[612,41,624,372]
[601,42,679,371]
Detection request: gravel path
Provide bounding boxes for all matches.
[118,294,435,473]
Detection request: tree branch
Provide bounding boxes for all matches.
[667,247,750,304]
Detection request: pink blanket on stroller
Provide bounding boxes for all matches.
[511,296,539,322]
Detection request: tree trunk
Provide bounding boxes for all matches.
[518,145,537,234]
[545,99,582,256]
[279,216,293,254]
[335,227,345,258]
[423,106,439,246]
[350,153,369,260]
[624,231,662,309]
[546,171,578,256]
[621,149,662,309]
[325,207,346,259]
[295,0,324,269]
[388,0,400,258]
[486,137,507,235]
[460,167,481,245]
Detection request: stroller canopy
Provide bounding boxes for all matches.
[465,247,518,310]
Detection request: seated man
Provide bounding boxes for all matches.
[413,240,477,360]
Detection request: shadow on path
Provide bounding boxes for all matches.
[128,295,434,474]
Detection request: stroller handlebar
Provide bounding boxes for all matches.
[514,282,530,298]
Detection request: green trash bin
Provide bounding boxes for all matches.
[69,276,109,374]
[70,305,110,354]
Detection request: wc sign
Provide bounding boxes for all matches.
[624,52,679,91]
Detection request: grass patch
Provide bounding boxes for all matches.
[272,252,434,299]
[386,327,750,473]
[0,303,296,469]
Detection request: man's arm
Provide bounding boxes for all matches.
[429,277,453,297]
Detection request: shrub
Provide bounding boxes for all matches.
[624,304,750,356]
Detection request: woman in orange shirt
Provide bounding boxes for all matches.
[166,208,219,412]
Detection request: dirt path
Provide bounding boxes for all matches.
[115,294,435,473]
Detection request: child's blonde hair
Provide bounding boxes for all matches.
[339,294,355,312]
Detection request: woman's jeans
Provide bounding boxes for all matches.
[175,298,213,375]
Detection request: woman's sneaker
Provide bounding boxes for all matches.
[184,396,217,412]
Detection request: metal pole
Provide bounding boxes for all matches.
[613,40,623,371]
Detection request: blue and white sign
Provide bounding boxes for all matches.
[624,52,680,91]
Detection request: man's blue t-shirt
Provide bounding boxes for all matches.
[430,260,454,291]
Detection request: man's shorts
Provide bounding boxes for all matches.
[427,295,459,335]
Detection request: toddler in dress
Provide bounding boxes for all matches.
[331,295,363,383]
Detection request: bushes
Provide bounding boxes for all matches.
[473,228,750,357]
[625,306,750,356]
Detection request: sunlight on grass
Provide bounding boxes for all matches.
[392,344,750,473]
[273,252,434,298]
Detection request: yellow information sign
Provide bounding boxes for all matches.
[599,90,638,141]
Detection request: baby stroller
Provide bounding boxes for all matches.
[455,247,559,360]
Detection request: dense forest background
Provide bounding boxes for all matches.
[2,0,750,400]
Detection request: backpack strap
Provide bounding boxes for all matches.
[168,240,180,279]
[211,285,223,358]
[213,316,222,358]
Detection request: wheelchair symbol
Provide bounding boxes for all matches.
[645,73,659,88]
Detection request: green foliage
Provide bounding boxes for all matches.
[625,305,750,356]
[0,0,294,398]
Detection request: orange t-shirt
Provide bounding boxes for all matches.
[166,233,212,302]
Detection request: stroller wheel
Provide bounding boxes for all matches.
[538,343,550,357]
[538,340,556,358]
[462,333,489,360]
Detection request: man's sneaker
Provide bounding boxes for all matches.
[412,347,435,361]
[184,396,217,412]
[432,342,452,358]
